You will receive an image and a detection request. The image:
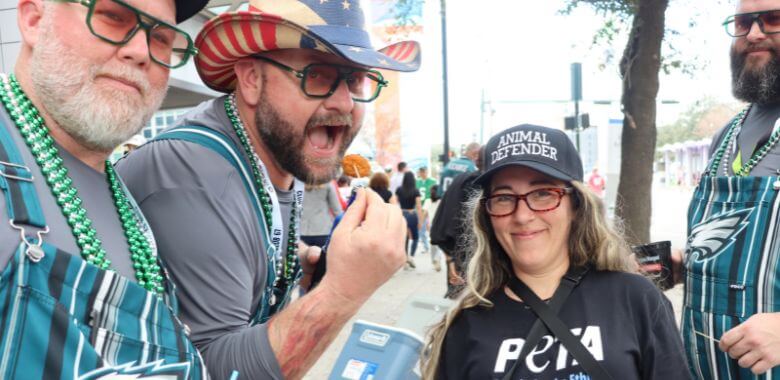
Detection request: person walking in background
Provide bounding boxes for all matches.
[417,166,437,202]
[586,167,606,198]
[422,124,689,379]
[301,183,344,249]
[431,147,484,299]
[424,185,443,272]
[417,166,437,254]
[439,142,480,196]
[396,171,423,268]
[336,174,352,204]
[390,161,408,194]
[370,171,397,204]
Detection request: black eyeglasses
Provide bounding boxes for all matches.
[723,9,780,37]
[484,188,573,216]
[54,0,197,68]
[252,55,389,103]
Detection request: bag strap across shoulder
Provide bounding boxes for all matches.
[503,266,612,380]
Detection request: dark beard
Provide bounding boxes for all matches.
[731,44,780,105]
[253,96,358,185]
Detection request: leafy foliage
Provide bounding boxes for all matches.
[657,98,716,148]
[563,0,709,75]
[385,0,425,27]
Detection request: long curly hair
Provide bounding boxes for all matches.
[420,181,637,379]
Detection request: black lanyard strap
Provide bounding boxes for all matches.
[503,266,612,380]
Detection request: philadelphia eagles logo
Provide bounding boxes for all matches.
[78,359,191,379]
[686,208,754,262]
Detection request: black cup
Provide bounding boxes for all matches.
[632,240,674,290]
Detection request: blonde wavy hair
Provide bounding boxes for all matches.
[420,180,637,379]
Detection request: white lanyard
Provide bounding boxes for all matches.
[252,154,304,256]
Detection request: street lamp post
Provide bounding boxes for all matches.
[440,0,450,165]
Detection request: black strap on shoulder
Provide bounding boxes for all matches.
[504,266,612,380]
[502,266,611,380]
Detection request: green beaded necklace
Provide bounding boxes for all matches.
[0,74,164,295]
[710,105,780,177]
[224,94,299,289]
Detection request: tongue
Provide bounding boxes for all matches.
[308,127,329,149]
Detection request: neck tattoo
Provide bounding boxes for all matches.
[0,74,164,295]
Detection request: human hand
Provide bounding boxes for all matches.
[719,313,780,375]
[448,266,465,285]
[319,188,406,305]
[296,242,321,291]
[671,248,684,285]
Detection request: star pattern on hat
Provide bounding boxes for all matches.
[342,0,350,10]
[319,0,328,3]
[378,58,389,65]
[349,47,363,52]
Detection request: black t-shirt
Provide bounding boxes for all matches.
[372,187,393,203]
[437,271,691,380]
[396,188,420,210]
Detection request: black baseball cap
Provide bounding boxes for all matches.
[175,0,209,23]
[474,124,584,187]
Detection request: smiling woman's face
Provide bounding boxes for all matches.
[488,165,574,276]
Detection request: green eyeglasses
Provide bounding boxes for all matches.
[253,55,389,103]
[724,9,780,37]
[55,0,197,68]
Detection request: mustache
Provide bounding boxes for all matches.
[741,41,777,54]
[305,113,353,130]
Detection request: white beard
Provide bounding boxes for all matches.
[29,12,167,152]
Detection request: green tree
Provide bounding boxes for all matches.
[656,98,718,148]
[565,0,671,243]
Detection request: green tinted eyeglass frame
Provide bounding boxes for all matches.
[54,0,198,68]
[252,55,389,103]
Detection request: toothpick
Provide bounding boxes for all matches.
[694,330,720,343]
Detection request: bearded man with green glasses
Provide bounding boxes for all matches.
[0,0,210,378]
[116,0,421,378]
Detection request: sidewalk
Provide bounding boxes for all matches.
[305,183,695,378]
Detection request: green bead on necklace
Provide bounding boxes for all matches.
[224,94,299,290]
[710,105,780,177]
[0,74,164,295]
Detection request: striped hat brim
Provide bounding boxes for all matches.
[195,11,421,93]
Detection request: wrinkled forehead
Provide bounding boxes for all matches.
[736,0,780,14]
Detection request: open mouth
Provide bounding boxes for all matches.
[307,124,346,155]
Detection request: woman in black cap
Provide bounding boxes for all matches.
[422,124,690,379]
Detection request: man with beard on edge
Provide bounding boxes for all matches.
[669,0,780,377]
[115,0,420,378]
[0,0,210,378]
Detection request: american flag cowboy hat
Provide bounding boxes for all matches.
[194,0,422,93]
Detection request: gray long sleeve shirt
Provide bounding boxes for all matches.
[301,184,342,236]
[115,97,290,379]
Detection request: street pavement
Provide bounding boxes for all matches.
[305,182,695,378]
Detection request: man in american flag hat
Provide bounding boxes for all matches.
[116,0,421,378]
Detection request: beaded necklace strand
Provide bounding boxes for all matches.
[710,105,780,177]
[224,94,299,289]
[0,74,163,294]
